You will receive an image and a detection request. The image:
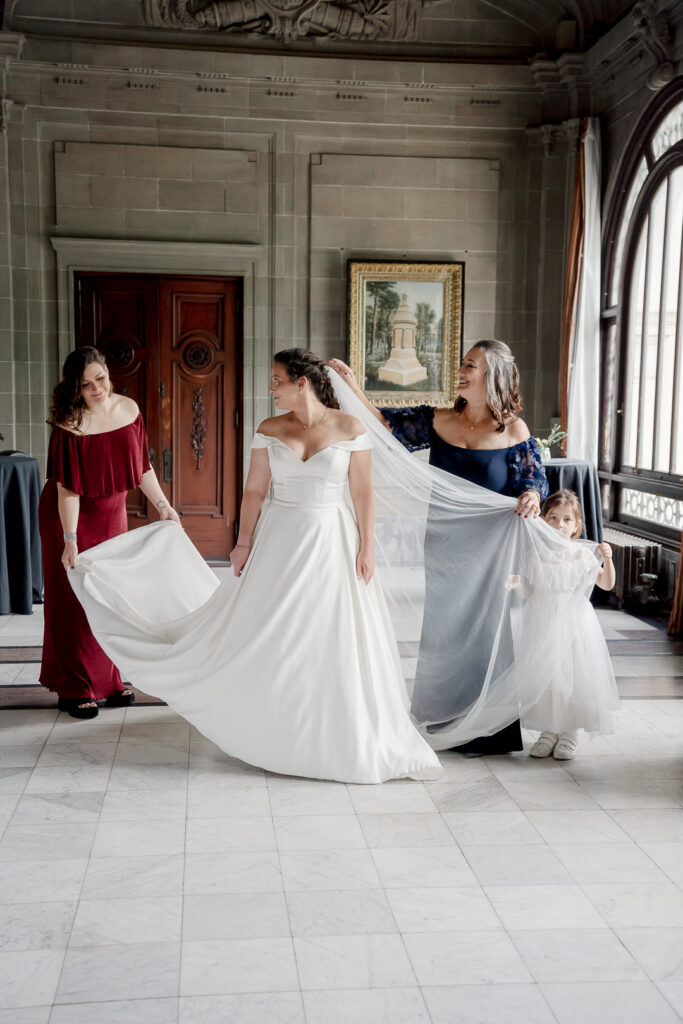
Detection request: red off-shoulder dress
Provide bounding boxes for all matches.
[38,414,151,702]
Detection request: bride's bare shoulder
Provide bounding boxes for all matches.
[255,415,286,438]
[327,409,364,438]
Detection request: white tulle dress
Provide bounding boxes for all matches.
[517,543,620,735]
[69,432,441,784]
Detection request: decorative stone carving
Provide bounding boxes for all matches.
[0,98,14,134]
[632,0,674,91]
[594,0,673,91]
[143,1,424,43]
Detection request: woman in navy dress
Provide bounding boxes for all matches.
[330,340,548,754]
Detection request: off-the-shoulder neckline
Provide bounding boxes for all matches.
[254,432,368,464]
[55,411,142,438]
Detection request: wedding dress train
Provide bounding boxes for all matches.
[69,432,442,784]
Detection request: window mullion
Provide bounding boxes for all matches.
[670,226,683,474]
[636,214,654,468]
[652,175,672,469]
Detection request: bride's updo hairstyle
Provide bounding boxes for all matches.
[48,346,111,429]
[273,348,340,410]
[455,339,522,432]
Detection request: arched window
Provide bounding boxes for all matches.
[602,80,683,543]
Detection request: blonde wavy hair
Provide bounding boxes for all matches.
[455,339,522,432]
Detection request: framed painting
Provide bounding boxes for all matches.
[347,260,464,408]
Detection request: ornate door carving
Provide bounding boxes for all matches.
[74,272,241,558]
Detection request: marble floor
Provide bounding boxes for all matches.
[0,606,682,1022]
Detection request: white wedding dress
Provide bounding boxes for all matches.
[69,432,441,784]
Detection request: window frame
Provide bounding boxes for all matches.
[600,79,683,546]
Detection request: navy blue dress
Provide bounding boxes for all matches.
[383,405,549,754]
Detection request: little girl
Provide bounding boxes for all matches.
[514,489,620,760]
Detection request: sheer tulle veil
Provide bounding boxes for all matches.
[329,370,606,749]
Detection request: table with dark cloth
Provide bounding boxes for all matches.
[544,457,603,542]
[0,454,43,614]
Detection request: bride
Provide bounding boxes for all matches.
[70,348,441,784]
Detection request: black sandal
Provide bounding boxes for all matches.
[57,697,99,719]
[104,689,136,708]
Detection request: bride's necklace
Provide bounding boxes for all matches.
[296,407,327,431]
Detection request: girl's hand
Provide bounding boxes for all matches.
[514,491,541,518]
[230,544,250,577]
[356,546,375,584]
[505,574,521,591]
[597,542,613,561]
[157,501,181,525]
[328,358,359,391]
[61,540,78,571]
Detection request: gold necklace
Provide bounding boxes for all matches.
[298,407,327,431]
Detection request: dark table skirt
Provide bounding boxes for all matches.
[0,454,43,614]
[544,458,603,542]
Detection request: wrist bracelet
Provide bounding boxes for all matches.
[63,531,77,542]
[156,500,169,509]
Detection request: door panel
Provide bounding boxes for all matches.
[76,274,160,524]
[74,272,241,558]
[160,278,241,558]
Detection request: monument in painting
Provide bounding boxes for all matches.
[377,293,428,386]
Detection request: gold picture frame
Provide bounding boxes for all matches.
[347,260,464,408]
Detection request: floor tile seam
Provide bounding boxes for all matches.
[574,878,683,931]
[612,926,683,986]
[504,922,647,985]
[177,714,191,1018]
[266,769,303,1010]
[6,717,60,844]
[654,979,683,1021]
[57,711,124,968]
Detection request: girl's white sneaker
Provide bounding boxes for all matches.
[530,731,559,757]
[554,732,579,760]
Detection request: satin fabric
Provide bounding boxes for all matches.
[69,433,442,784]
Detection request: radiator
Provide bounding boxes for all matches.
[602,527,661,606]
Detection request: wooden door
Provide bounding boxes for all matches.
[76,274,160,526]
[159,277,241,559]
[75,272,242,559]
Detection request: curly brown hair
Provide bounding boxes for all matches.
[273,349,340,410]
[47,347,110,430]
[455,339,522,433]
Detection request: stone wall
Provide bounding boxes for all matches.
[0,6,679,471]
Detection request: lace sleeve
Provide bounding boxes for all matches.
[380,406,434,452]
[506,437,549,499]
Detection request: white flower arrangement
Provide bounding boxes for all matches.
[535,424,568,461]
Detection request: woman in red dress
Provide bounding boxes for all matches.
[39,347,180,718]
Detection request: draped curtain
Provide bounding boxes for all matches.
[561,118,602,465]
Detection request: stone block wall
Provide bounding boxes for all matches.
[6,16,672,466]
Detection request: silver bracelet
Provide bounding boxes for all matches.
[156,500,169,509]
[63,531,77,542]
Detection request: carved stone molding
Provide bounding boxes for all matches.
[529,118,581,156]
[632,0,674,91]
[1,99,13,134]
[594,0,674,91]
[0,32,25,61]
[143,1,425,43]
